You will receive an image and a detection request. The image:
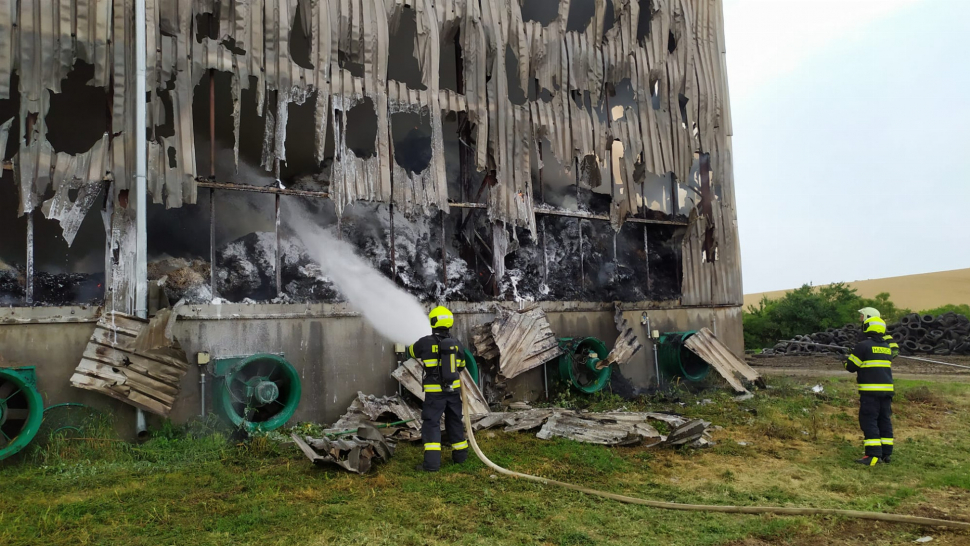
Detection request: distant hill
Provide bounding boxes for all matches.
[743,268,970,312]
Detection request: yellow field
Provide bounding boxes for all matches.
[744,268,970,311]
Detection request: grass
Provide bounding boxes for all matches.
[2,376,970,545]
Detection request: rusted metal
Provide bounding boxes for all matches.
[670,174,678,216]
[440,210,447,290]
[275,193,282,297]
[538,142,548,283]
[210,189,216,297]
[209,70,216,179]
[388,127,397,281]
[196,180,330,199]
[209,68,218,300]
[274,157,282,297]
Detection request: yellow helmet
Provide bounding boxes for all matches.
[429,306,454,329]
[863,316,887,334]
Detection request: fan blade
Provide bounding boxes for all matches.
[0,388,21,403]
[0,381,17,400]
[4,408,30,421]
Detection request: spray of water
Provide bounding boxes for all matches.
[285,206,431,346]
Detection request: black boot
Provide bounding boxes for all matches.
[415,463,439,472]
[854,455,881,466]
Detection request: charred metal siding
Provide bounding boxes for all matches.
[3,0,740,307]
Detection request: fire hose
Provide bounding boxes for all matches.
[780,341,970,370]
[460,396,970,530]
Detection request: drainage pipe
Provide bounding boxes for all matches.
[134,0,148,320]
[461,398,970,530]
[134,0,149,441]
[200,372,207,418]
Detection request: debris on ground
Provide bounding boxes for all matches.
[683,327,763,394]
[472,305,564,380]
[69,310,190,416]
[536,412,662,446]
[471,409,713,448]
[291,424,395,474]
[391,358,490,415]
[325,392,421,442]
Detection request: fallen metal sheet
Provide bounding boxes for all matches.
[536,411,662,446]
[69,311,191,416]
[326,391,421,442]
[391,358,490,416]
[472,306,564,380]
[291,424,395,474]
[666,419,710,447]
[603,308,643,369]
[684,327,763,394]
[471,409,707,448]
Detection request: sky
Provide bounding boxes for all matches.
[721,0,970,294]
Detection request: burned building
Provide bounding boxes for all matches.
[0,0,742,429]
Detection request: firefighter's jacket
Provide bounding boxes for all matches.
[844,334,894,395]
[408,329,466,393]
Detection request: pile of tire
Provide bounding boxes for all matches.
[761,312,970,357]
[893,312,970,356]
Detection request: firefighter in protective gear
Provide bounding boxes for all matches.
[859,307,899,358]
[408,306,470,472]
[844,310,895,466]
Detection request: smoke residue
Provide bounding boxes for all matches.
[285,201,431,346]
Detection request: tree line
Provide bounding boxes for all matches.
[743,283,970,350]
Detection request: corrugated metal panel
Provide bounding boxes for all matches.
[683,327,761,393]
[1,0,741,309]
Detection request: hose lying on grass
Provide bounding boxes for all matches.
[461,397,970,531]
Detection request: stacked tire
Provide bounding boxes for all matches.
[894,312,970,356]
[762,313,970,357]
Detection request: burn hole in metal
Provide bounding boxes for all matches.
[342,97,378,159]
[290,0,313,70]
[637,0,652,43]
[391,111,432,175]
[566,0,595,32]
[195,13,219,43]
[46,62,108,154]
[521,0,560,26]
[505,45,527,106]
[387,7,426,90]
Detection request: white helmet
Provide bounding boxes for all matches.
[858,307,880,321]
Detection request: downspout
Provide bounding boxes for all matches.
[134,0,149,435]
[134,0,148,320]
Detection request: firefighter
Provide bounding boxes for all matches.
[844,308,895,466]
[408,306,469,472]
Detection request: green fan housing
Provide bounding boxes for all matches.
[657,331,711,382]
[214,354,302,433]
[0,367,44,461]
[558,337,612,394]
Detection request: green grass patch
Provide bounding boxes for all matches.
[2,377,970,545]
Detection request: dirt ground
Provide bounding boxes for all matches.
[748,354,970,381]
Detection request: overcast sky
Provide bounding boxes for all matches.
[722,0,970,294]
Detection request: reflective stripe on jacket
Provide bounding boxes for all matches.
[844,335,894,393]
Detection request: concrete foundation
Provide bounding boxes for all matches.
[0,302,742,436]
